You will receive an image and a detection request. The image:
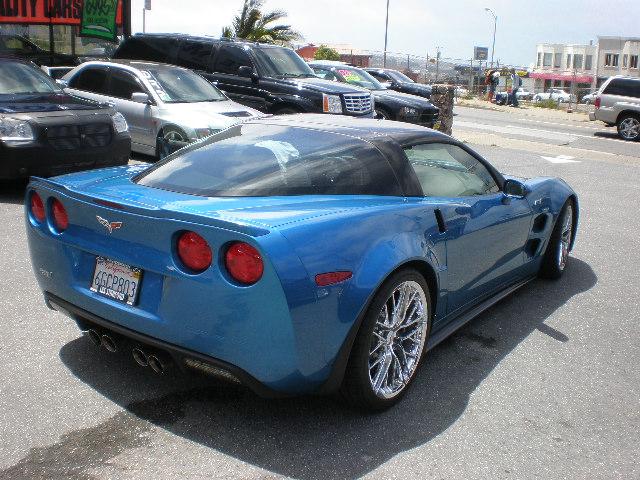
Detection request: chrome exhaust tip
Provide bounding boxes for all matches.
[132,348,149,367]
[147,355,165,374]
[85,329,101,347]
[101,334,117,353]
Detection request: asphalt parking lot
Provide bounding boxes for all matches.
[0,111,638,479]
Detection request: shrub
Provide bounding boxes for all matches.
[314,45,341,61]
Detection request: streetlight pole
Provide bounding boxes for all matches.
[485,8,497,69]
[383,0,390,67]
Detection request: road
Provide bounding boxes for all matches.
[0,108,638,479]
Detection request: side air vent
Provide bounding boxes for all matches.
[525,238,541,257]
[434,209,447,233]
[532,214,548,233]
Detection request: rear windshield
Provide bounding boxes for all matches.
[135,123,402,197]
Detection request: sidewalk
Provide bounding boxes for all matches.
[456,97,591,124]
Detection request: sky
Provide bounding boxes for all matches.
[131,0,640,67]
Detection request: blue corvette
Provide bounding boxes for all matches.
[26,114,578,410]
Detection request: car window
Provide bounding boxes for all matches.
[368,70,389,82]
[68,66,109,94]
[135,123,403,197]
[335,67,381,90]
[603,78,640,98]
[311,67,338,81]
[108,69,144,100]
[214,45,253,75]
[404,143,499,197]
[3,37,37,54]
[176,40,214,71]
[114,37,179,63]
[0,61,60,94]
[140,67,225,103]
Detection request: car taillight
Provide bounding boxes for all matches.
[225,242,263,285]
[30,192,45,222]
[177,231,212,272]
[51,198,68,231]
[594,97,601,109]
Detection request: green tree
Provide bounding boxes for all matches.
[222,0,301,45]
[313,45,341,61]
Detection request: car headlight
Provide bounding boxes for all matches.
[401,106,419,117]
[322,94,343,114]
[111,113,128,134]
[0,117,35,144]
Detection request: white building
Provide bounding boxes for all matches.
[531,42,597,93]
[596,36,640,85]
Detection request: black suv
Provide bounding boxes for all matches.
[364,68,432,99]
[113,34,374,117]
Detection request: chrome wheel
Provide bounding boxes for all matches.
[618,117,640,140]
[163,129,187,142]
[557,205,573,271]
[368,281,428,399]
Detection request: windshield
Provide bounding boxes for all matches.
[387,70,415,83]
[253,47,315,78]
[0,62,61,95]
[334,67,383,90]
[135,123,402,197]
[140,68,226,103]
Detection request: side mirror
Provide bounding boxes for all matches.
[503,179,528,198]
[131,92,151,104]
[238,65,258,81]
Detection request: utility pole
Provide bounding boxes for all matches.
[435,47,441,83]
[383,0,390,67]
[485,8,497,69]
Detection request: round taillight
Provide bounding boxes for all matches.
[225,242,263,285]
[51,198,68,231]
[30,192,45,222]
[177,231,212,272]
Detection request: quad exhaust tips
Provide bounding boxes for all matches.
[132,348,167,374]
[83,329,117,352]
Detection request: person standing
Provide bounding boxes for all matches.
[510,69,521,107]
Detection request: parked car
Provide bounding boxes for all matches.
[63,60,262,158]
[309,60,439,127]
[26,114,578,410]
[112,34,374,117]
[589,76,640,141]
[533,88,575,103]
[364,67,432,99]
[40,65,74,80]
[515,89,533,101]
[581,92,597,105]
[0,34,79,66]
[0,57,130,179]
[454,86,468,98]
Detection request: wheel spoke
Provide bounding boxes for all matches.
[371,349,393,392]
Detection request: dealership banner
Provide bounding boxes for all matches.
[0,0,122,26]
[80,0,119,40]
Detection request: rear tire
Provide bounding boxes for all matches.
[340,269,432,411]
[616,113,640,141]
[539,200,574,280]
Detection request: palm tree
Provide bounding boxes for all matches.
[222,0,301,44]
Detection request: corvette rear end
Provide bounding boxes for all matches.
[26,167,323,395]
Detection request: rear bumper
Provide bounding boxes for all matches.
[0,135,131,180]
[45,292,286,398]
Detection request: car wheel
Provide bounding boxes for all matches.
[340,269,432,410]
[616,114,640,141]
[534,96,540,103]
[539,200,574,280]
[156,126,188,159]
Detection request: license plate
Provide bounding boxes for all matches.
[90,256,142,306]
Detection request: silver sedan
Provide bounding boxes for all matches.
[62,60,263,158]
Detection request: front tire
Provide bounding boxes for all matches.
[616,114,640,141]
[156,126,188,159]
[340,269,432,410]
[539,201,574,279]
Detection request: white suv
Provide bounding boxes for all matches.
[589,76,640,141]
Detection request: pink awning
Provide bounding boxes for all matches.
[530,72,594,83]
